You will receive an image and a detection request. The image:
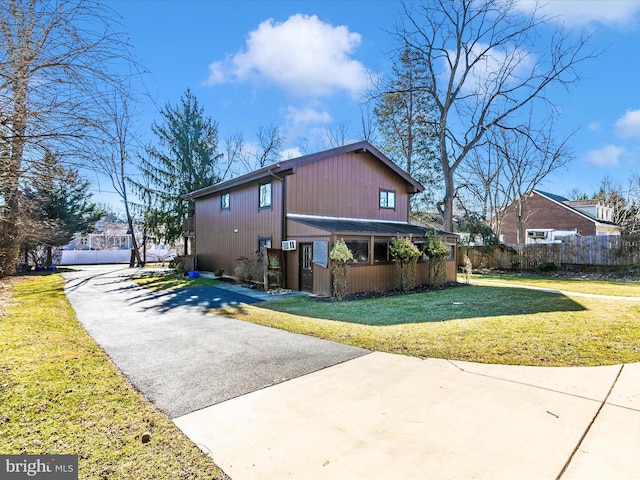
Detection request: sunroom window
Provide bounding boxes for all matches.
[344,239,369,264]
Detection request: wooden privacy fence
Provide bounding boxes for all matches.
[460,235,640,270]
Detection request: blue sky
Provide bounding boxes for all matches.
[96,0,640,208]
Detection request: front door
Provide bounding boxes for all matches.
[300,243,313,292]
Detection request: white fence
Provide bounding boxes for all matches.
[59,249,175,265]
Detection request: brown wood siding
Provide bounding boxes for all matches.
[195,178,283,274]
[345,259,457,295]
[286,151,410,221]
[501,192,597,244]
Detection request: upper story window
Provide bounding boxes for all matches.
[259,182,272,209]
[221,192,230,210]
[379,189,396,210]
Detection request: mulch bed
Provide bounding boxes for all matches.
[317,282,466,302]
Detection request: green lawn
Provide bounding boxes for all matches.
[468,273,640,297]
[0,273,228,480]
[132,271,221,290]
[213,281,640,367]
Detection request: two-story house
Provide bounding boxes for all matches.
[185,141,457,296]
[499,190,621,244]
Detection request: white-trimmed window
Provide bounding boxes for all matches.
[259,182,272,209]
[379,189,396,209]
[221,192,230,210]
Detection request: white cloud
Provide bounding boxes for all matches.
[615,109,640,139]
[281,104,333,146]
[586,145,624,166]
[279,147,303,160]
[587,121,601,132]
[514,1,640,28]
[285,104,332,126]
[205,14,371,98]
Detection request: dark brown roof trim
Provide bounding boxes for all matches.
[184,141,424,200]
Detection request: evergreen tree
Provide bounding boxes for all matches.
[23,152,103,266]
[136,89,222,244]
[374,47,441,211]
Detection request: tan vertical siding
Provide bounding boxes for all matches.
[345,259,458,295]
[195,178,283,274]
[287,151,410,221]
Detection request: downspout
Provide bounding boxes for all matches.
[281,175,287,288]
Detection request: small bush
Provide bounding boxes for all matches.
[175,261,186,276]
[390,236,421,292]
[330,239,354,301]
[538,261,558,273]
[234,255,261,283]
[423,231,449,287]
[462,255,473,284]
[213,267,224,277]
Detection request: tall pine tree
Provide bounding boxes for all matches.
[23,152,103,266]
[374,47,441,213]
[136,89,222,246]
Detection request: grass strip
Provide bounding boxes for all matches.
[468,273,640,297]
[0,273,228,479]
[132,272,221,291]
[213,285,640,367]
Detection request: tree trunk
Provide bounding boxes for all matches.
[124,198,143,267]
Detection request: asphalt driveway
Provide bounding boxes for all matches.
[63,265,367,418]
[62,264,640,479]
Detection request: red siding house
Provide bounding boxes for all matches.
[185,141,457,296]
[499,190,621,244]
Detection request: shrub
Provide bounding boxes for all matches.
[423,230,449,287]
[233,255,261,282]
[175,260,186,276]
[390,236,421,292]
[462,255,473,284]
[330,239,353,300]
[213,267,224,277]
[538,261,558,273]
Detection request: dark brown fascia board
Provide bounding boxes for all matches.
[184,141,424,200]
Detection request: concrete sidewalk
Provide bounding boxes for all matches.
[175,354,640,480]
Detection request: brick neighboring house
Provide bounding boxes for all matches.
[499,190,621,244]
[184,141,457,296]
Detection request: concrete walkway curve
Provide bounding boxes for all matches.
[62,265,640,479]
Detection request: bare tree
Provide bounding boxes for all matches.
[256,124,285,168]
[359,103,378,144]
[321,122,351,150]
[97,88,144,267]
[460,111,573,242]
[233,124,286,174]
[394,0,594,232]
[593,175,640,235]
[0,0,134,275]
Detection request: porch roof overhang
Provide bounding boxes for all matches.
[288,215,456,238]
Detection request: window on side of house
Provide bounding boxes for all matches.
[258,236,272,264]
[445,242,455,260]
[412,241,428,263]
[221,192,230,210]
[374,239,391,263]
[344,238,370,264]
[259,182,272,209]
[379,189,396,209]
